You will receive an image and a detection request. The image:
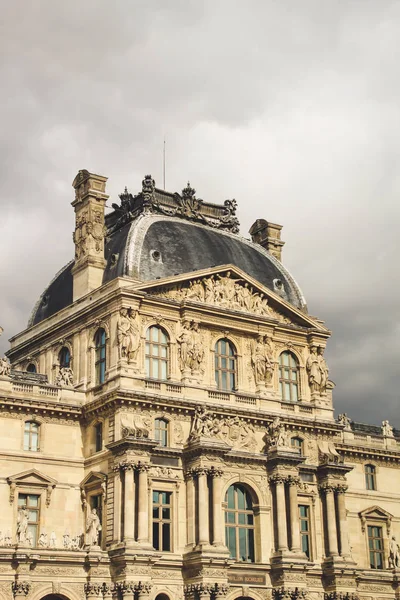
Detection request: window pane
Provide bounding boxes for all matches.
[162,523,171,551]
[28,495,39,507]
[153,523,159,550]
[227,527,236,558]
[239,526,247,561]
[23,432,30,450]
[226,486,235,508]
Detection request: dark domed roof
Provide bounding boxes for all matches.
[29,180,306,326]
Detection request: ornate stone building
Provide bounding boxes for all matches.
[0,170,399,600]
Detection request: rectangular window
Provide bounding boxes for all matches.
[24,421,39,451]
[365,465,376,491]
[368,525,384,569]
[18,494,40,547]
[152,490,172,551]
[299,504,311,559]
[95,423,103,452]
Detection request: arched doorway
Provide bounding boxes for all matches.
[41,595,70,600]
[155,595,170,600]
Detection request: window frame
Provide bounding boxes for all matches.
[145,326,170,381]
[367,524,384,569]
[59,346,71,369]
[291,436,304,455]
[155,418,169,447]
[94,422,103,453]
[214,338,238,392]
[94,328,107,386]
[224,484,255,563]
[279,351,300,402]
[23,420,40,452]
[26,363,37,373]
[18,492,41,547]
[152,490,172,552]
[364,464,377,491]
[298,503,312,560]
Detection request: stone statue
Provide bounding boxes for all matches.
[50,531,57,548]
[338,413,352,431]
[189,407,220,440]
[26,530,33,547]
[178,320,205,376]
[120,413,150,438]
[267,417,290,449]
[117,308,140,363]
[317,346,329,393]
[16,508,29,544]
[4,532,12,546]
[38,532,48,548]
[251,335,274,386]
[389,535,400,568]
[382,420,394,438]
[56,366,74,387]
[177,320,192,372]
[86,508,102,546]
[306,346,321,393]
[0,357,11,377]
[63,532,71,549]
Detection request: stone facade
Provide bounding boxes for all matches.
[0,171,399,600]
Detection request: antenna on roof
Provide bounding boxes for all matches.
[163,136,166,190]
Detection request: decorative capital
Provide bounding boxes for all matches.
[268,473,288,486]
[208,466,224,478]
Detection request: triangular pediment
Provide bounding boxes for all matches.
[134,265,328,331]
[360,506,393,521]
[7,469,57,487]
[80,471,107,489]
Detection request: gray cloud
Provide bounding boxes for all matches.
[1,0,399,426]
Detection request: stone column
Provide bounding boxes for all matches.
[336,484,350,558]
[323,485,339,557]
[136,583,152,600]
[137,463,150,544]
[288,476,301,553]
[112,469,122,543]
[197,468,210,546]
[270,475,288,551]
[185,470,195,548]
[210,468,224,547]
[123,464,135,543]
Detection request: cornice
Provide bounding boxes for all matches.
[336,442,400,463]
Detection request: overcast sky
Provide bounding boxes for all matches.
[0,0,399,427]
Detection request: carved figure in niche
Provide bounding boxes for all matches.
[306,346,321,394]
[382,419,394,438]
[16,508,29,544]
[266,417,290,449]
[56,366,74,387]
[120,413,150,438]
[63,532,71,549]
[0,357,11,377]
[117,308,140,363]
[38,532,48,548]
[177,320,205,375]
[251,335,274,386]
[50,531,57,547]
[174,421,184,444]
[86,210,106,253]
[337,413,352,431]
[189,406,220,440]
[26,530,33,547]
[389,535,400,568]
[317,346,329,393]
[86,508,102,546]
[177,320,192,372]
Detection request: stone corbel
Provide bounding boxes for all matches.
[46,484,55,507]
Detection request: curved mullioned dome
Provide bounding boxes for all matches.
[29,185,306,326]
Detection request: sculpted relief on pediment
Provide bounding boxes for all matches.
[148,271,292,324]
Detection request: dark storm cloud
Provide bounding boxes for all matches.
[0,0,399,426]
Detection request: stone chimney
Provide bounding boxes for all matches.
[71,170,108,301]
[249,219,285,262]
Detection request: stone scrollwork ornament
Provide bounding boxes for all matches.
[117,307,140,363]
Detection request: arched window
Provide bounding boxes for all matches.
[279,351,299,402]
[365,464,376,491]
[24,421,40,451]
[291,437,304,455]
[224,484,255,562]
[95,328,106,385]
[215,339,237,391]
[59,346,71,368]
[155,595,170,600]
[155,418,168,447]
[26,363,37,373]
[145,326,169,380]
